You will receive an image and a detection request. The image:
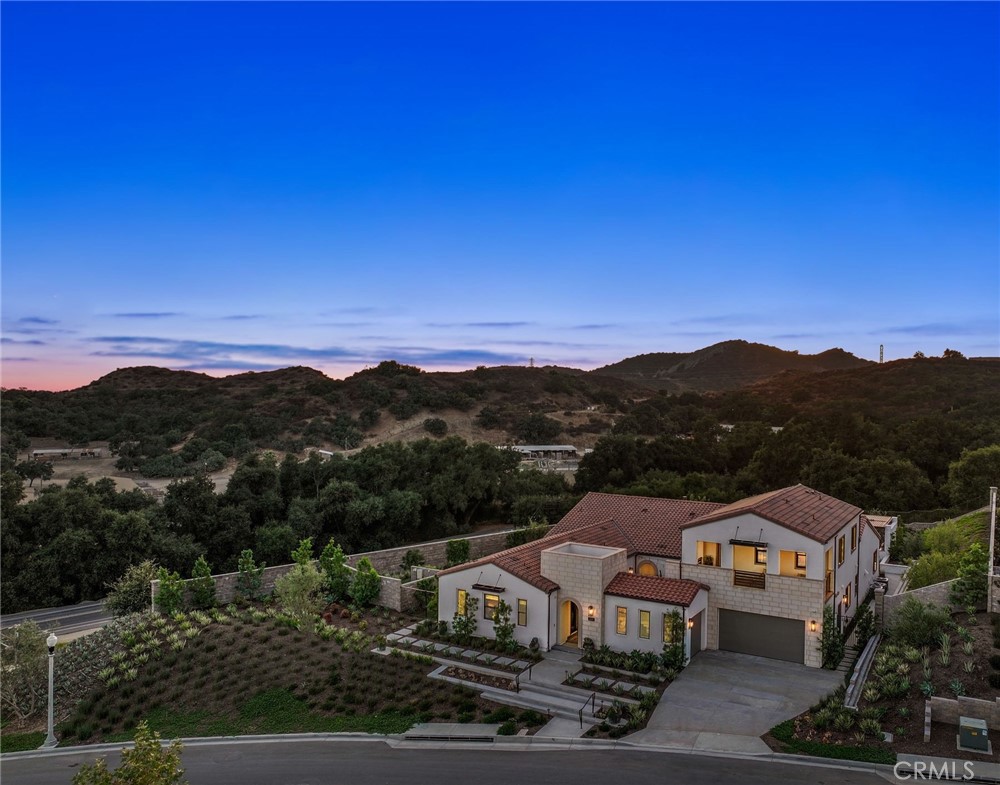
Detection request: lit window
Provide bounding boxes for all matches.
[639,610,650,639]
[616,606,627,635]
[837,536,845,566]
[844,583,852,608]
[517,598,527,626]
[754,547,767,565]
[484,593,499,620]
[457,589,467,616]
[850,524,857,552]
[795,552,807,569]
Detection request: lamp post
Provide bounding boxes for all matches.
[41,632,58,749]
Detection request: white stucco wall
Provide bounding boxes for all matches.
[600,589,708,659]
[437,566,552,649]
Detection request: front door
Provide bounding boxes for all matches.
[567,602,579,645]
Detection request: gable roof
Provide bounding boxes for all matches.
[436,518,633,592]
[604,573,706,607]
[680,484,862,544]
[548,492,726,559]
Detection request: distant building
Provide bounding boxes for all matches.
[31,448,103,460]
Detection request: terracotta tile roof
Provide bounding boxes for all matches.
[680,484,862,544]
[604,573,706,607]
[860,514,884,543]
[436,519,633,592]
[548,492,727,559]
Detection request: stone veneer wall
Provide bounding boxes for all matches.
[540,546,627,648]
[681,564,826,668]
[929,696,1000,730]
[882,578,959,622]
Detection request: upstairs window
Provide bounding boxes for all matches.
[850,524,858,552]
[837,536,846,566]
[754,547,768,565]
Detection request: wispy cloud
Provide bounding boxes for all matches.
[669,314,770,327]
[771,332,825,340]
[2,357,38,362]
[880,321,994,337]
[375,347,528,366]
[425,321,534,329]
[1,338,46,345]
[220,314,265,321]
[111,312,181,319]
[568,323,618,331]
[88,336,361,362]
[17,316,59,325]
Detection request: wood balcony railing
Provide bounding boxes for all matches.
[733,569,766,590]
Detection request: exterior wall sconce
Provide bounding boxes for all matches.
[587,605,596,621]
[687,618,694,630]
[810,620,817,632]
[627,567,634,574]
[842,594,849,605]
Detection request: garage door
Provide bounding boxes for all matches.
[718,609,804,664]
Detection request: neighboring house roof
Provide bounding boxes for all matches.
[860,514,885,544]
[604,573,706,607]
[865,514,894,527]
[680,484,862,544]
[436,519,633,593]
[548,492,726,559]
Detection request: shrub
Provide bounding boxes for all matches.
[318,539,351,602]
[274,560,324,623]
[820,605,844,669]
[155,568,185,616]
[72,721,186,785]
[452,596,478,644]
[950,543,989,609]
[854,606,876,647]
[400,549,425,573]
[349,557,381,608]
[445,539,470,567]
[496,719,517,736]
[105,561,158,617]
[190,556,216,610]
[423,418,448,437]
[492,599,516,653]
[858,717,882,738]
[236,549,265,602]
[888,598,951,649]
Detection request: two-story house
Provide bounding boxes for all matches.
[436,484,883,668]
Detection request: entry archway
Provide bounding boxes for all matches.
[559,600,581,647]
[637,561,657,577]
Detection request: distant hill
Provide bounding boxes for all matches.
[591,340,872,392]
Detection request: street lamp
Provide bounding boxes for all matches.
[41,632,58,749]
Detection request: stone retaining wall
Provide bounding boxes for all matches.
[929,695,1000,730]
[151,527,534,612]
[881,578,958,623]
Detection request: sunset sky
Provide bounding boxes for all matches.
[2,2,998,391]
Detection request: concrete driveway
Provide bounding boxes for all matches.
[628,650,843,754]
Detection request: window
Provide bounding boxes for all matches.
[795,552,807,570]
[457,589,467,616]
[639,610,650,639]
[697,541,721,566]
[616,606,627,635]
[837,535,845,566]
[484,593,499,620]
[850,524,857,552]
[663,614,675,644]
[872,551,879,574]
[844,582,852,608]
[517,598,527,627]
[754,547,768,565]
[825,548,834,597]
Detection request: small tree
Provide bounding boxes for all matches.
[854,605,876,646]
[291,537,314,567]
[349,557,381,608]
[660,610,686,670]
[819,604,844,669]
[236,549,265,602]
[446,539,470,567]
[156,568,185,616]
[423,418,448,437]
[274,560,324,623]
[951,542,989,609]
[105,560,157,617]
[0,621,47,721]
[73,721,187,785]
[493,599,516,652]
[319,539,351,602]
[452,595,479,644]
[190,556,216,610]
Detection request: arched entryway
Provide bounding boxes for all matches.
[637,561,657,577]
[559,600,581,647]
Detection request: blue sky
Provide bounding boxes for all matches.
[2,2,997,390]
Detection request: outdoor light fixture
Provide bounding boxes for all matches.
[587,605,596,621]
[42,633,58,749]
[687,618,694,630]
[843,594,849,605]
[810,620,817,632]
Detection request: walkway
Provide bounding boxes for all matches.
[629,650,842,754]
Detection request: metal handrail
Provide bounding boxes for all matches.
[578,691,596,728]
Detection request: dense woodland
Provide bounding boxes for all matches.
[2,350,998,613]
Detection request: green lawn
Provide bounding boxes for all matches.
[0,731,46,754]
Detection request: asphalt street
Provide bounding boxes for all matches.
[0,600,111,637]
[2,739,891,785]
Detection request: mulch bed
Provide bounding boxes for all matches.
[442,666,516,692]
